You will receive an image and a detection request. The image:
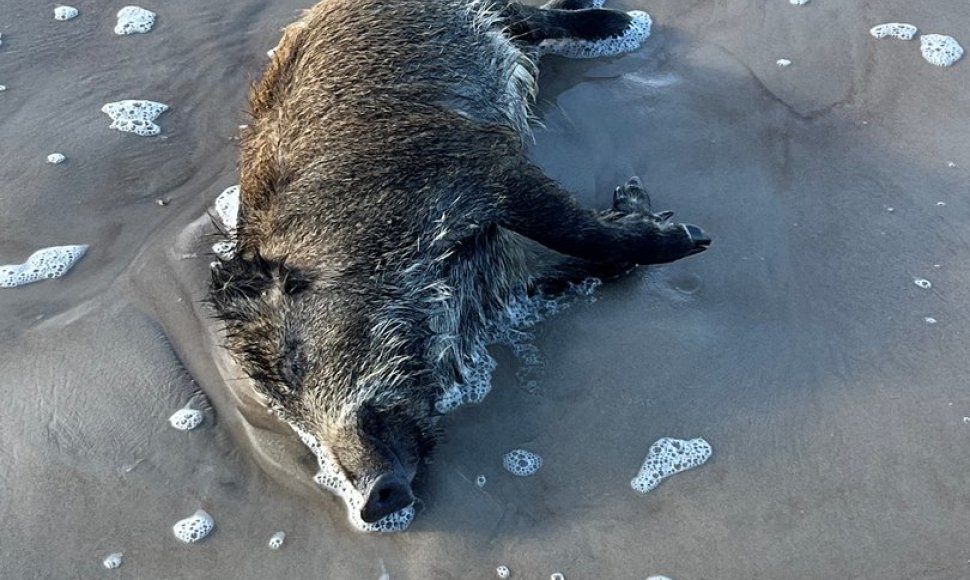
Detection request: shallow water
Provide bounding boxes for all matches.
[2,0,970,578]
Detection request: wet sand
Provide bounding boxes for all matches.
[2,0,969,578]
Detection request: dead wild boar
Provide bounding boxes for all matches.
[209,0,710,528]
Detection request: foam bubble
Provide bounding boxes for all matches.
[101,100,168,136]
[550,574,565,580]
[435,279,601,414]
[212,185,240,258]
[296,427,415,533]
[497,565,511,578]
[214,185,240,230]
[920,34,964,67]
[102,552,123,569]
[47,153,66,164]
[924,317,937,324]
[475,474,487,488]
[168,405,204,431]
[646,576,673,580]
[115,6,156,35]
[0,85,6,92]
[212,241,236,260]
[776,58,792,67]
[789,0,808,5]
[54,6,79,21]
[914,277,932,289]
[172,509,214,543]
[268,531,286,549]
[631,437,712,494]
[0,245,87,288]
[502,449,542,477]
[540,11,652,59]
[869,23,918,40]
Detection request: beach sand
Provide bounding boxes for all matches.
[2,0,969,578]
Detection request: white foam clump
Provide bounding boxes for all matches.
[435,342,497,413]
[869,23,918,41]
[47,153,66,164]
[920,34,964,67]
[101,100,168,136]
[776,59,792,67]
[914,277,932,289]
[497,565,511,578]
[102,553,123,569]
[475,474,487,488]
[54,6,79,21]
[789,0,808,5]
[503,449,542,477]
[115,6,156,35]
[212,185,240,258]
[631,437,712,494]
[296,427,415,533]
[214,185,240,230]
[168,405,204,431]
[646,576,673,580]
[267,531,286,549]
[0,245,87,288]
[436,278,600,413]
[172,509,214,543]
[540,11,652,59]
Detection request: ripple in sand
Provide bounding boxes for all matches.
[101,100,168,136]
[0,245,87,288]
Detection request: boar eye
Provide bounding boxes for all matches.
[278,342,307,388]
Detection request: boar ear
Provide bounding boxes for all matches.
[209,252,311,321]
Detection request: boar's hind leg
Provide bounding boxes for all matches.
[500,2,634,44]
[495,161,710,267]
[523,244,634,296]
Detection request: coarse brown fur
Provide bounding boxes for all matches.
[210,0,709,526]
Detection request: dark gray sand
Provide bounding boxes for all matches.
[2,0,970,578]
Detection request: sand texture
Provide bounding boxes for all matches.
[2,0,969,578]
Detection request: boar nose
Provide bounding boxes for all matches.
[360,473,414,523]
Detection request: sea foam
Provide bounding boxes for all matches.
[115,6,156,35]
[172,510,214,543]
[920,34,964,67]
[101,100,168,136]
[0,245,87,288]
[540,11,651,59]
[869,23,918,41]
[502,449,543,477]
[631,437,712,494]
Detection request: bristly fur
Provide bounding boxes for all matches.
[207,0,707,523]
